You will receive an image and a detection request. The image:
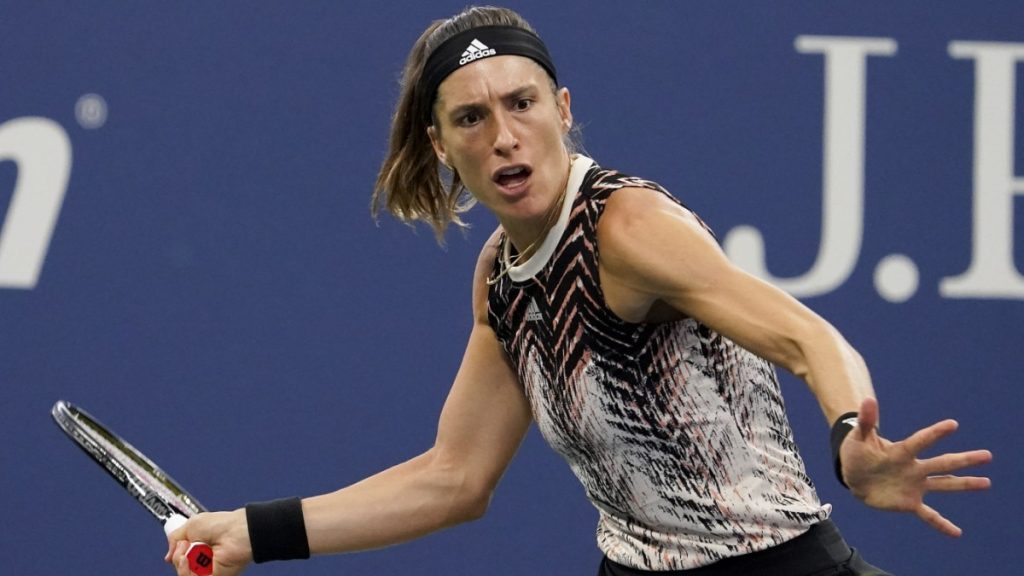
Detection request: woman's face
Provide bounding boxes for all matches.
[428,55,572,242]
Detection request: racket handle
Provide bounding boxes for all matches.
[164,514,215,576]
[183,542,215,576]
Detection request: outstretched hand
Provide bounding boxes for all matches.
[839,397,992,537]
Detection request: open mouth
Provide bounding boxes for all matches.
[493,165,532,189]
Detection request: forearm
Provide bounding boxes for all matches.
[790,321,876,425]
[301,448,487,555]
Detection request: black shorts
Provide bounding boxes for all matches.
[597,520,891,576]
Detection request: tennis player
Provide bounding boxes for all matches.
[167,6,992,575]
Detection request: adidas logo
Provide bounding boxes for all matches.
[459,39,497,65]
[525,298,543,322]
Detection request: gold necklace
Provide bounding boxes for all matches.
[487,157,573,286]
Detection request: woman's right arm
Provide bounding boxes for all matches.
[168,231,533,574]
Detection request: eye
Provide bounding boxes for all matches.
[513,98,534,112]
[458,112,481,127]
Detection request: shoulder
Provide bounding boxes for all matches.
[473,226,504,281]
[583,162,662,192]
[470,226,504,323]
[598,186,707,247]
[597,187,721,286]
[581,165,703,231]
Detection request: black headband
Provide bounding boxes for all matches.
[419,25,558,124]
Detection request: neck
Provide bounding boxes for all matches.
[503,153,573,255]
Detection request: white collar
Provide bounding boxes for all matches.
[503,155,594,282]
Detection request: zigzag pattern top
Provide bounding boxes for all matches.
[487,157,830,571]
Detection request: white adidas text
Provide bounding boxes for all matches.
[459,39,496,65]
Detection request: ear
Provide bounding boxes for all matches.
[556,87,573,133]
[427,125,449,168]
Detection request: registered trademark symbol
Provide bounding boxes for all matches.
[75,93,107,129]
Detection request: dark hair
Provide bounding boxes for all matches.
[371,6,541,242]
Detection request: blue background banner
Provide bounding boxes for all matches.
[2,1,1018,574]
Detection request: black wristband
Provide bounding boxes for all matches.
[830,412,860,489]
[245,497,310,563]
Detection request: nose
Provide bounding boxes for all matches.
[491,109,519,156]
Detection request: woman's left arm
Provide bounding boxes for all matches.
[596,187,991,536]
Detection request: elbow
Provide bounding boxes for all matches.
[455,488,492,522]
[426,449,495,525]
[447,461,495,523]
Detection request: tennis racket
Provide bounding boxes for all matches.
[51,400,214,576]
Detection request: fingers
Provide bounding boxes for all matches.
[169,541,191,575]
[176,545,193,576]
[916,502,962,538]
[900,418,960,455]
[165,519,198,573]
[925,474,992,492]
[921,448,992,475]
[166,530,186,563]
[166,518,189,563]
[855,397,879,440]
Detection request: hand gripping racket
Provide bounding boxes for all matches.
[51,400,214,575]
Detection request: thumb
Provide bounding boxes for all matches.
[856,397,879,440]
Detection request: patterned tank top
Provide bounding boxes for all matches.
[486,156,830,571]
